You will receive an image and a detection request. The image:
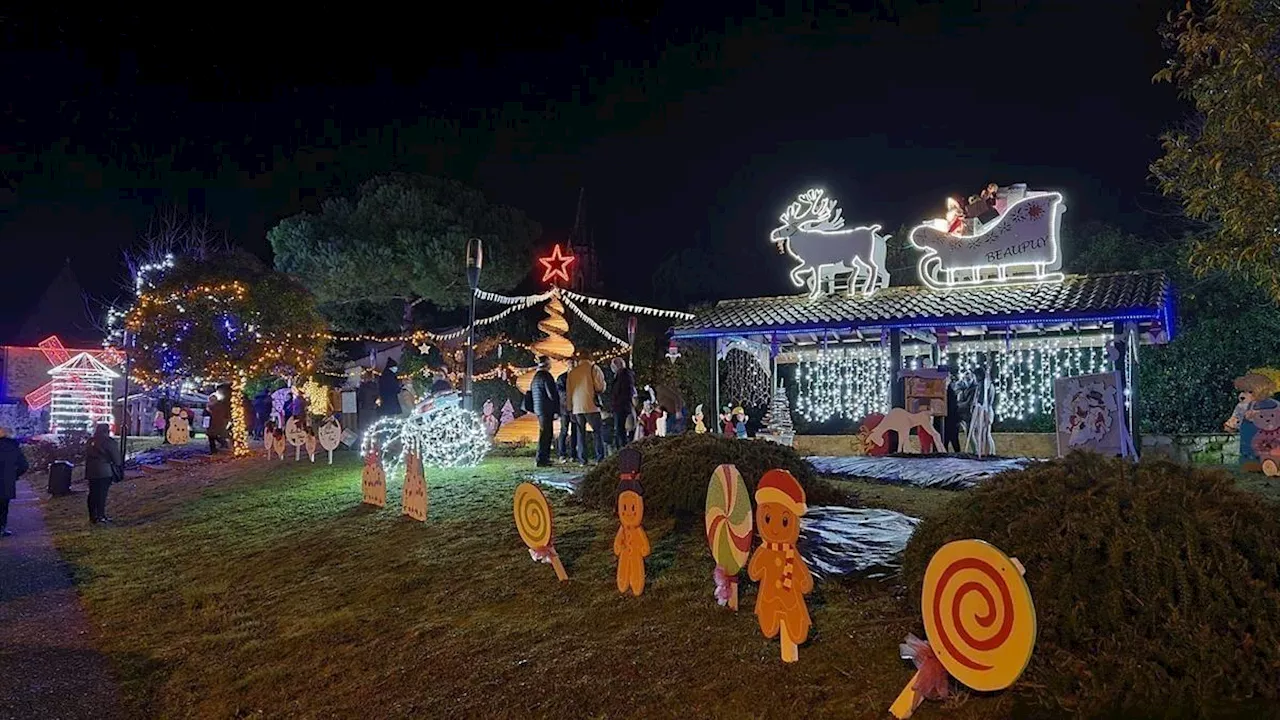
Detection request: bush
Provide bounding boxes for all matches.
[901,452,1280,716]
[578,434,847,520]
[21,430,90,470]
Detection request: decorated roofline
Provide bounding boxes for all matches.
[669,270,1174,342]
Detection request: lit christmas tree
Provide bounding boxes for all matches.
[758,382,795,446]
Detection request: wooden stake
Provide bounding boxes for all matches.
[889,671,924,719]
[780,621,799,663]
[549,551,569,581]
[729,581,739,611]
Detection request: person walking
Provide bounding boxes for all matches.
[0,427,29,537]
[609,357,636,452]
[84,423,122,524]
[529,356,560,467]
[567,356,607,464]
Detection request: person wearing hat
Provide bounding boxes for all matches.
[0,426,29,537]
[748,469,814,663]
[528,355,560,467]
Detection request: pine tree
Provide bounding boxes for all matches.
[759,383,795,446]
[500,399,516,426]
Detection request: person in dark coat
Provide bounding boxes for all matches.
[943,377,962,453]
[378,360,403,417]
[529,356,560,467]
[252,390,272,439]
[0,427,29,536]
[84,423,122,524]
[357,378,379,431]
[206,386,231,453]
[609,357,637,451]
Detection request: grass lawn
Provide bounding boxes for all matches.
[38,453,1036,719]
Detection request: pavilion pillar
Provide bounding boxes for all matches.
[1112,322,1139,458]
[1127,324,1142,457]
[711,338,720,419]
[889,329,903,408]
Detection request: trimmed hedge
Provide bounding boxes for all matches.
[901,452,1280,716]
[578,434,847,520]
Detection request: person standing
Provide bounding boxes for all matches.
[609,357,637,451]
[84,423,122,524]
[555,366,578,463]
[567,356,607,464]
[0,427,29,537]
[252,390,272,439]
[378,360,403,417]
[529,356,560,467]
[206,386,230,453]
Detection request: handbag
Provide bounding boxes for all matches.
[522,389,535,414]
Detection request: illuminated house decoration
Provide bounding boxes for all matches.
[17,336,122,411]
[908,187,1065,290]
[48,352,119,436]
[769,188,890,299]
[538,243,576,285]
[672,269,1173,446]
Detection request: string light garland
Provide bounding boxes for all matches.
[795,344,891,422]
[48,353,120,436]
[723,348,773,407]
[558,294,630,348]
[557,287,695,320]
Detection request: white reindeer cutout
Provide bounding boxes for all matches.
[769,189,890,299]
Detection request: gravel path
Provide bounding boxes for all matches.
[0,479,123,720]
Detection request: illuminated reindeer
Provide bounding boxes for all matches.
[769,189,890,299]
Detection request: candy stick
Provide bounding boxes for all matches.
[889,674,924,719]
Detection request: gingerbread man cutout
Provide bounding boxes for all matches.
[613,447,650,596]
[748,468,814,663]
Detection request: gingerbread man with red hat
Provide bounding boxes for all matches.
[748,468,814,663]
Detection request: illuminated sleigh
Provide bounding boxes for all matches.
[908,191,1066,290]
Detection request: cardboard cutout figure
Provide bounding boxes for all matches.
[513,482,568,581]
[263,421,278,457]
[890,539,1036,718]
[402,451,428,522]
[867,408,942,454]
[305,428,319,462]
[270,428,287,460]
[705,464,753,610]
[317,417,342,464]
[166,407,191,445]
[693,404,707,434]
[613,448,650,596]
[285,417,307,461]
[749,469,813,663]
[361,445,387,507]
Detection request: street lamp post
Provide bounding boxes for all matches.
[464,238,484,411]
[118,330,132,461]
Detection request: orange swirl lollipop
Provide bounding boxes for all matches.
[891,539,1036,718]
[513,482,568,581]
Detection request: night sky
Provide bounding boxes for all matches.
[0,2,1186,341]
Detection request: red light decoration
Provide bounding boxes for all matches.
[21,336,121,411]
[538,243,576,285]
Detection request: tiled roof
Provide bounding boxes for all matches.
[671,270,1171,337]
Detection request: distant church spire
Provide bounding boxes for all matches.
[568,188,600,292]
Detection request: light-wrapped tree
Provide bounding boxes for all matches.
[116,250,327,455]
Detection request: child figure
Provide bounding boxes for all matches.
[693,404,707,434]
[721,406,735,436]
[748,469,813,663]
[733,406,748,439]
[638,400,658,438]
[613,448,650,596]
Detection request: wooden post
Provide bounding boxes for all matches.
[712,338,721,419]
[1128,324,1142,458]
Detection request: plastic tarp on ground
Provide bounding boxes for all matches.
[799,505,920,580]
[525,470,584,495]
[806,455,1032,491]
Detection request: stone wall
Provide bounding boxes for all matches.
[797,431,1242,464]
[1141,433,1240,465]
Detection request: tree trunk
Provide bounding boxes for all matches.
[230,372,250,457]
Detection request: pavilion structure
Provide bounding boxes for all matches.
[668,186,1174,451]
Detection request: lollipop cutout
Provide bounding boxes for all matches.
[889,539,1037,718]
[705,464,753,610]
[513,482,568,581]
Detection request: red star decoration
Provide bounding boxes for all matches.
[538,243,576,285]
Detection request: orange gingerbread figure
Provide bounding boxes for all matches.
[613,447,650,596]
[748,469,813,663]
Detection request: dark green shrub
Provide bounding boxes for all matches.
[901,452,1280,717]
[578,434,847,520]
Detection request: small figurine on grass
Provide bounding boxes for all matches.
[749,469,813,663]
[613,448,650,596]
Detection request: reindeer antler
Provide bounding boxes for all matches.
[779,189,846,232]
